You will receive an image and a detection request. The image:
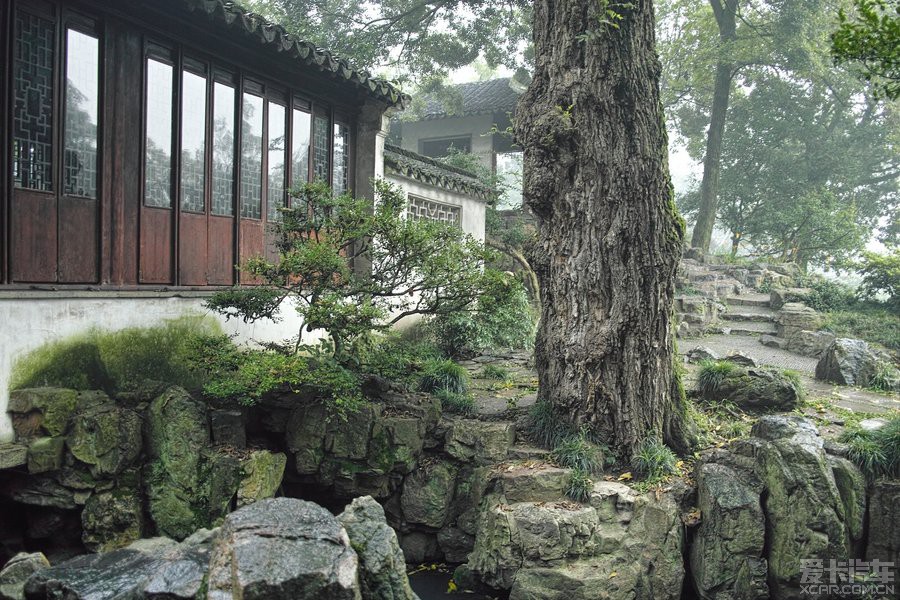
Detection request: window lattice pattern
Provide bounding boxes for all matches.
[332,123,349,196]
[267,102,286,222]
[144,59,174,208]
[63,30,99,198]
[313,116,330,183]
[13,12,55,192]
[212,82,235,216]
[407,196,461,226]
[180,70,207,212]
[240,93,263,219]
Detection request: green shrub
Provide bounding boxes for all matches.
[434,388,476,415]
[801,279,857,312]
[822,308,900,351]
[838,415,900,479]
[566,468,593,502]
[550,430,604,474]
[527,400,572,448]
[194,338,363,413]
[479,364,510,380]
[360,334,442,388]
[696,360,739,396]
[631,438,679,482]
[11,316,220,395]
[429,270,536,357]
[419,359,469,394]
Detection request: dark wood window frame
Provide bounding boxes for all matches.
[3,0,360,291]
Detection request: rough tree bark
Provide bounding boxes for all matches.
[516,0,693,458]
[689,0,739,251]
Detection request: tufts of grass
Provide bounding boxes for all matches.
[479,364,510,381]
[869,362,900,393]
[632,438,679,483]
[550,429,604,474]
[419,359,469,394]
[839,415,900,479]
[566,468,593,502]
[527,400,572,448]
[434,388,476,415]
[696,360,739,396]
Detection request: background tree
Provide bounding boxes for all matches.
[516,0,692,458]
[678,70,899,268]
[660,0,836,252]
[832,0,900,99]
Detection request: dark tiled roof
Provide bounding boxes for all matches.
[384,145,494,201]
[421,78,522,120]
[183,0,408,107]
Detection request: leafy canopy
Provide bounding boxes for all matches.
[832,0,900,99]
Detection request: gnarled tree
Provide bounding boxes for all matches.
[516,0,692,459]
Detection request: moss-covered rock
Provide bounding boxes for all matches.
[145,387,209,491]
[699,366,801,412]
[326,403,381,460]
[237,450,286,508]
[81,480,144,552]
[26,437,65,474]
[67,392,142,476]
[400,460,458,528]
[8,388,78,439]
[444,418,515,463]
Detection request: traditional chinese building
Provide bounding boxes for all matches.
[0,0,489,441]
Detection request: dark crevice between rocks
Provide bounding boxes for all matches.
[680,514,701,600]
[759,488,775,594]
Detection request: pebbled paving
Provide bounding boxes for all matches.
[681,334,819,374]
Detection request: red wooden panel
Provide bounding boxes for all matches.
[208,214,235,285]
[179,211,208,286]
[58,197,99,283]
[139,207,173,283]
[11,190,57,283]
[239,219,264,284]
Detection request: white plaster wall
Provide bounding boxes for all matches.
[0,295,321,442]
[399,114,495,170]
[387,173,487,243]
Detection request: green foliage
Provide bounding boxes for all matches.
[696,360,739,396]
[631,438,679,482]
[191,335,363,413]
[428,269,536,357]
[550,430,604,474]
[359,333,443,389]
[822,307,900,351]
[800,279,859,312]
[566,468,593,502]
[244,0,532,87]
[856,249,900,307]
[433,388,476,415]
[206,181,492,364]
[832,0,900,99]
[419,359,469,394]
[839,415,900,478]
[869,361,900,392]
[479,364,511,380]
[11,316,221,395]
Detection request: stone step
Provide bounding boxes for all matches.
[726,294,771,308]
[508,446,552,461]
[721,312,776,323]
[0,443,27,470]
[725,322,778,336]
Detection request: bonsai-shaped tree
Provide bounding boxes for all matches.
[207,180,492,362]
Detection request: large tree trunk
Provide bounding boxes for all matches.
[689,0,739,251]
[516,0,693,459]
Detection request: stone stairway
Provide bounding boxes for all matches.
[719,294,777,337]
